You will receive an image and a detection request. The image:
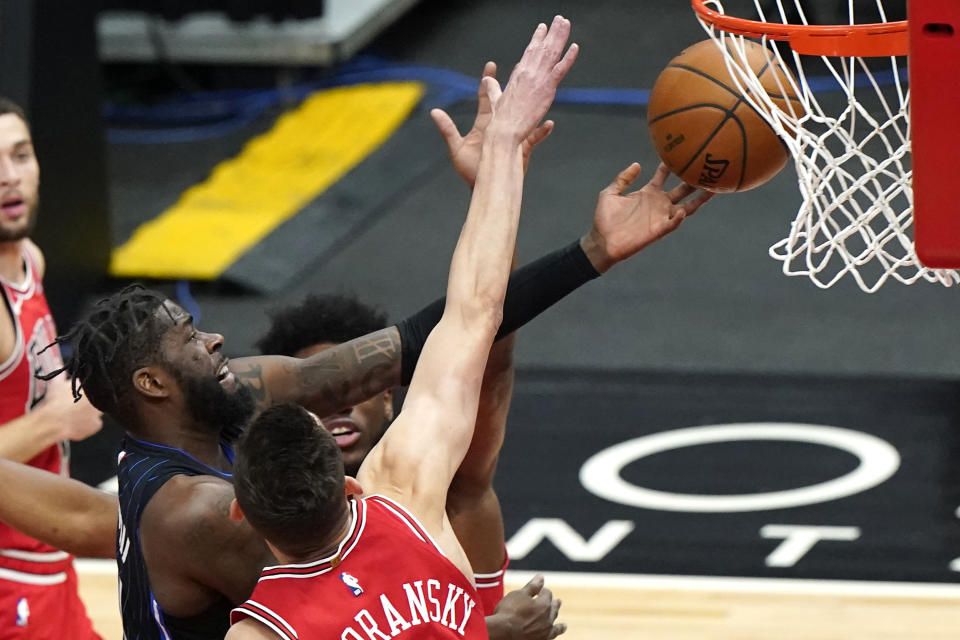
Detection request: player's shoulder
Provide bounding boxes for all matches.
[226,617,280,640]
[143,474,235,539]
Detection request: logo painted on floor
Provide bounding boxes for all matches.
[496,369,960,583]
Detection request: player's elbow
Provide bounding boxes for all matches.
[456,294,504,337]
[78,531,117,559]
[75,498,119,558]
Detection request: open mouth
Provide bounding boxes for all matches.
[325,418,361,449]
[216,360,235,388]
[0,197,26,219]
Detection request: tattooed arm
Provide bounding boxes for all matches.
[229,327,401,417]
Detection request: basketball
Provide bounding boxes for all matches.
[647,39,800,193]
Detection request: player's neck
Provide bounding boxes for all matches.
[275,499,353,565]
[0,240,26,283]
[136,416,232,471]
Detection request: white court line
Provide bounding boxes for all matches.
[76,559,960,599]
[504,571,960,599]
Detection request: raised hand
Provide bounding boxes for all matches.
[431,62,555,189]
[485,16,578,144]
[581,162,714,273]
[489,574,566,640]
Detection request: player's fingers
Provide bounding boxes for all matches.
[521,573,545,596]
[526,120,554,150]
[541,17,572,73]
[603,162,642,195]
[550,622,568,639]
[667,182,697,204]
[648,162,672,189]
[542,15,571,57]
[681,190,715,217]
[551,42,579,84]
[524,22,549,56]
[482,60,497,81]
[477,61,497,107]
[538,587,553,603]
[549,598,561,621]
[429,109,461,148]
[481,76,503,105]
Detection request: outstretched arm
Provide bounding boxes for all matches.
[436,62,530,577]
[229,144,709,431]
[447,160,712,558]
[358,17,578,576]
[0,458,116,558]
[447,331,513,574]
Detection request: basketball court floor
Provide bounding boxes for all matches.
[63,0,960,637]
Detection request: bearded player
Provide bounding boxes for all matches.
[227,15,708,639]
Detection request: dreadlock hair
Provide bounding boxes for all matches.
[0,97,30,130]
[39,284,171,424]
[255,293,388,356]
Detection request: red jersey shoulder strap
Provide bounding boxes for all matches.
[231,600,298,640]
[365,494,445,556]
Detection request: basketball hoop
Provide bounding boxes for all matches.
[691,0,960,292]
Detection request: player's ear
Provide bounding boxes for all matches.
[229,498,245,523]
[344,476,363,497]
[132,366,170,399]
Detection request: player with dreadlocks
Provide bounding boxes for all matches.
[15,28,711,636]
[44,272,588,640]
[38,239,598,640]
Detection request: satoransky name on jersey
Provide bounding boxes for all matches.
[336,576,478,639]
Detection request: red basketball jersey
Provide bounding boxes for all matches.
[232,495,489,640]
[0,247,66,556]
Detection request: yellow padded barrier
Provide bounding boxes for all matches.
[110,81,425,280]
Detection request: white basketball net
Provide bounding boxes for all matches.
[696,0,960,292]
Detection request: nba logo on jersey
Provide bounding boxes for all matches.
[15,598,29,627]
[340,572,363,597]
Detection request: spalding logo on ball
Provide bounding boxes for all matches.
[648,39,802,193]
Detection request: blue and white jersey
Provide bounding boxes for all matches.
[116,435,235,640]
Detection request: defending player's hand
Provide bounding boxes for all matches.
[484,16,578,144]
[581,162,713,273]
[431,62,554,189]
[491,574,566,640]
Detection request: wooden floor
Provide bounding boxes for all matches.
[77,564,960,639]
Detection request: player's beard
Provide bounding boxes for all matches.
[0,197,38,242]
[180,372,256,443]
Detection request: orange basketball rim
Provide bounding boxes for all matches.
[689,0,960,291]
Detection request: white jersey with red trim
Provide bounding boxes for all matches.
[0,247,67,563]
[231,495,489,640]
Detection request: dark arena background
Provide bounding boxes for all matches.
[5,0,960,637]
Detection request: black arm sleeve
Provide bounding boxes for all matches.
[395,239,600,384]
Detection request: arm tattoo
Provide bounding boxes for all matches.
[233,363,269,408]
[354,333,398,362]
[295,330,401,413]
